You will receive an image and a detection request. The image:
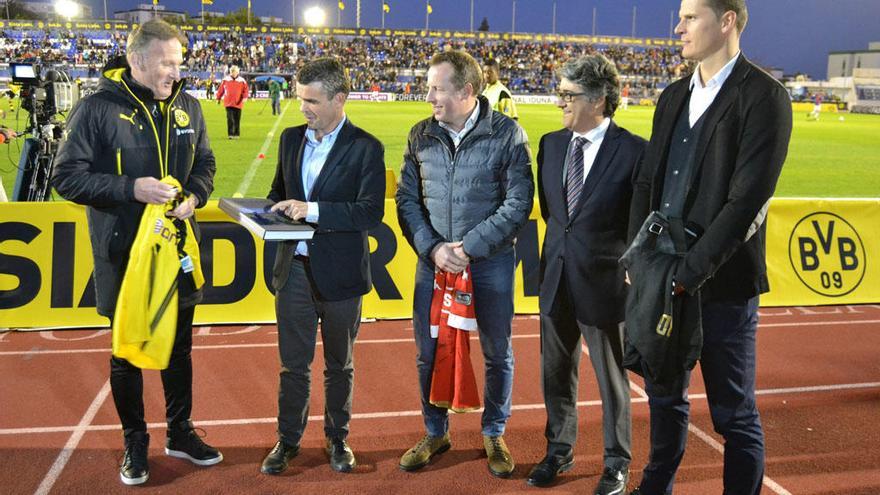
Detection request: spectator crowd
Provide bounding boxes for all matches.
[1,28,692,99]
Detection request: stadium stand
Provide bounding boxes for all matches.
[1,29,690,100]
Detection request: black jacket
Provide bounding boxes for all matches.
[267,119,385,301]
[537,121,645,327]
[620,212,702,386]
[53,61,215,317]
[628,55,793,302]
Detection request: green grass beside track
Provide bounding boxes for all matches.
[1,98,878,200]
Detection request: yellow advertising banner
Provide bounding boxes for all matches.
[764,198,878,306]
[0,200,543,328]
[1,198,877,329]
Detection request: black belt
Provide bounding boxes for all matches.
[294,254,310,264]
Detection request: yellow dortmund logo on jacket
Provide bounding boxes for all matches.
[112,176,204,370]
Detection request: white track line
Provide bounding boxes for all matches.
[579,342,794,493]
[760,319,880,327]
[4,318,878,358]
[32,379,111,495]
[4,381,878,437]
[0,333,542,357]
[234,100,291,196]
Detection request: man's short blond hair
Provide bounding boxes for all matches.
[430,50,484,95]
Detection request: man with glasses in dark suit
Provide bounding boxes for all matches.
[528,54,645,494]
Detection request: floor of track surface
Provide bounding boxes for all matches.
[1,305,879,494]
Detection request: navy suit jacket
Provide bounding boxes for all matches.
[268,119,385,301]
[538,120,646,326]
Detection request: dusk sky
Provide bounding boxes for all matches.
[84,0,880,79]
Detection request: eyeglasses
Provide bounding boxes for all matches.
[556,91,587,103]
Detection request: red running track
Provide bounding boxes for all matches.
[1,305,879,494]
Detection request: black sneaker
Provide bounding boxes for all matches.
[120,432,149,486]
[165,421,223,466]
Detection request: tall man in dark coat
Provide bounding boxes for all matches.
[627,1,792,494]
[528,54,645,493]
[260,58,385,476]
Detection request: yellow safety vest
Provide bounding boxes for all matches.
[482,81,519,120]
[112,176,204,370]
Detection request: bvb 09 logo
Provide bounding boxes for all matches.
[788,212,866,297]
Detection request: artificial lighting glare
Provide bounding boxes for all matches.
[54,0,81,18]
[303,6,326,27]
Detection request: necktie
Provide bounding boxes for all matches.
[565,136,589,217]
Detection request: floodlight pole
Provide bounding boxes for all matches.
[104,0,108,22]
[631,6,636,38]
[551,1,556,35]
[592,7,596,36]
[511,0,515,34]
[291,0,295,26]
[469,0,473,32]
[425,1,429,31]
[356,0,360,28]
[669,10,674,38]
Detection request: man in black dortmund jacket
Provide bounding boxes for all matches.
[53,20,220,486]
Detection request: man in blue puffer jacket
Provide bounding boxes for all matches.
[396,49,534,479]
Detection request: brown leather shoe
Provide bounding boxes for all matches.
[399,433,451,471]
[483,435,515,478]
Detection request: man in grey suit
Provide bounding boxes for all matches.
[528,54,645,493]
[260,58,386,475]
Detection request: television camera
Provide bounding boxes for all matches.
[10,62,80,201]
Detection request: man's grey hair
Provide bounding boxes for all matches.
[296,58,351,98]
[126,19,187,56]
[557,54,621,117]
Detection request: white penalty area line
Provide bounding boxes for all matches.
[33,379,111,495]
[234,100,292,196]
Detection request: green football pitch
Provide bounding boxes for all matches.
[1,99,878,200]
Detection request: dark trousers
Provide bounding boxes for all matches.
[540,275,632,470]
[638,296,764,495]
[111,305,195,439]
[412,249,516,437]
[225,107,241,137]
[271,98,281,115]
[274,258,362,447]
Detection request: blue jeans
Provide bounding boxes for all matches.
[412,248,516,437]
[638,296,764,495]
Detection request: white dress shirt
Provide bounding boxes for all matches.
[296,115,347,256]
[688,51,740,127]
[439,102,481,148]
[568,117,611,183]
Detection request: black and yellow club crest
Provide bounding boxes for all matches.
[173,108,190,127]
